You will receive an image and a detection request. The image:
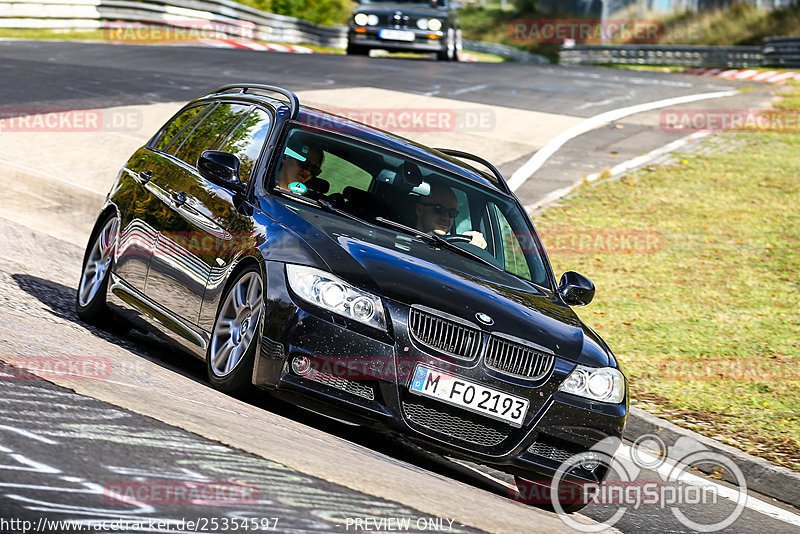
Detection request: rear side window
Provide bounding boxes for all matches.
[320,153,372,195]
[153,105,207,153]
[217,108,272,185]
[173,103,250,167]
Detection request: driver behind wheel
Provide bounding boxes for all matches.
[415,184,487,249]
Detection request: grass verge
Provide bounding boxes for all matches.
[532,84,800,471]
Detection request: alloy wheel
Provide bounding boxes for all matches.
[209,271,263,377]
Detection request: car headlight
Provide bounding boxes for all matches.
[286,264,386,330]
[367,14,379,26]
[416,18,428,30]
[559,365,625,403]
[354,13,369,26]
[428,19,443,31]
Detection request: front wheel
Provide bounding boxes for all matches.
[346,42,369,56]
[207,267,264,396]
[76,215,118,324]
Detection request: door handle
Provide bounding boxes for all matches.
[172,191,187,208]
[138,170,152,184]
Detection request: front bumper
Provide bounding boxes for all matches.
[348,29,445,53]
[255,261,627,483]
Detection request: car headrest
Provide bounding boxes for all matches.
[305,177,329,194]
[401,161,423,188]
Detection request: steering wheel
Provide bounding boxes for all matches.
[444,234,472,243]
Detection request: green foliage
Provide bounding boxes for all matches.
[244,0,354,26]
[533,84,800,471]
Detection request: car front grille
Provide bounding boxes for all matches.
[402,400,509,447]
[308,372,375,401]
[408,308,482,360]
[485,336,554,380]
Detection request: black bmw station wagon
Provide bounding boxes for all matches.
[77,84,628,512]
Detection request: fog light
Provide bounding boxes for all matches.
[579,452,601,472]
[291,355,311,376]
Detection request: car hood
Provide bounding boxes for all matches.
[280,204,601,365]
[354,3,448,17]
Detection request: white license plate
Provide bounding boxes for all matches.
[409,365,529,427]
[379,29,415,42]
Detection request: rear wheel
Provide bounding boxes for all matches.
[207,267,264,396]
[76,215,118,324]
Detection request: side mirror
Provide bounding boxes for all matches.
[558,271,595,306]
[197,150,242,191]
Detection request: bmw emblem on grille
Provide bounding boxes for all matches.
[476,312,494,326]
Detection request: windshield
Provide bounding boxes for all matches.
[270,126,550,288]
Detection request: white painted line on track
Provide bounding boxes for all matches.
[617,444,800,528]
[582,131,710,183]
[524,132,708,213]
[0,425,58,444]
[450,84,487,96]
[508,90,739,192]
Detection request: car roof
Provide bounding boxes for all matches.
[201,84,512,196]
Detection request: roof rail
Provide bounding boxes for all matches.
[435,148,511,194]
[213,84,299,120]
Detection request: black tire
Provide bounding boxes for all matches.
[437,30,456,61]
[513,476,592,514]
[207,266,264,396]
[76,214,118,325]
[346,42,369,56]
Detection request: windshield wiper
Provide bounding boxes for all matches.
[374,217,502,271]
[276,189,368,225]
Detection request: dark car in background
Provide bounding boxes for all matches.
[77,83,627,512]
[347,0,462,61]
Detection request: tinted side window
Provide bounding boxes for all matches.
[320,153,372,195]
[491,203,533,281]
[153,105,207,153]
[173,103,250,167]
[217,109,272,185]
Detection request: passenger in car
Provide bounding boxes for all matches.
[276,139,324,190]
[414,184,487,249]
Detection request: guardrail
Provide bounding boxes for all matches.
[763,35,800,67]
[559,44,764,68]
[462,39,548,63]
[0,0,349,48]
